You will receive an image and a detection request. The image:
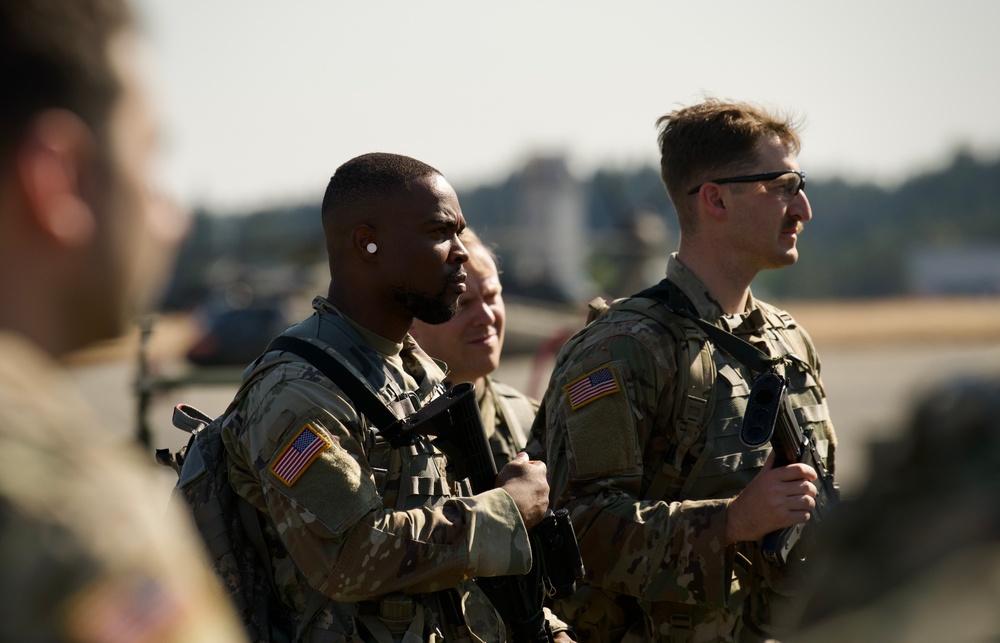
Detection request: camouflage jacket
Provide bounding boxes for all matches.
[221,297,533,641]
[538,255,837,643]
[480,376,538,469]
[0,332,247,642]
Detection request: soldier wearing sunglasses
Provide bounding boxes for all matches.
[534,99,837,642]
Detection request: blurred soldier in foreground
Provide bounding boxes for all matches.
[217,152,562,640]
[787,374,1000,642]
[0,0,246,640]
[534,99,837,642]
[410,227,538,469]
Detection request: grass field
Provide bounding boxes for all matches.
[773,297,1000,346]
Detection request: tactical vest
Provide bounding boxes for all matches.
[576,294,834,642]
[299,430,502,643]
[258,333,504,643]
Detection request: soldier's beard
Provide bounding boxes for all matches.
[393,283,459,325]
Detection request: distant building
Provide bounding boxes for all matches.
[908,245,1000,295]
[492,155,595,302]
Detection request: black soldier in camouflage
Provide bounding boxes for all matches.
[216,153,559,641]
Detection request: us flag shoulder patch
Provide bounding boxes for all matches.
[270,423,330,486]
[564,365,621,410]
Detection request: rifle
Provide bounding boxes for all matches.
[383,382,585,642]
[739,371,839,565]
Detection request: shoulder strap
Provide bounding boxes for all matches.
[207,340,346,641]
[266,335,399,430]
[634,279,778,375]
[597,293,717,501]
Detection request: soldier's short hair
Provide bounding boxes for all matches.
[656,98,802,228]
[0,0,132,162]
[321,152,442,229]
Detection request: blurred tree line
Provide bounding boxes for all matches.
[161,149,1000,311]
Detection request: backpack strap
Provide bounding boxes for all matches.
[593,279,777,503]
[258,336,428,640]
[634,279,778,375]
[602,296,716,502]
[266,335,399,430]
[233,496,293,643]
[649,325,716,503]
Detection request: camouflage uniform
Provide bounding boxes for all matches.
[221,297,533,641]
[479,376,538,470]
[538,255,836,642]
[0,332,247,643]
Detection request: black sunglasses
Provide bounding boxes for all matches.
[686,170,807,196]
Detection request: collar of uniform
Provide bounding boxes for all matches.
[665,254,764,328]
[665,253,725,321]
[477,376,492,404]
[311,295,404,357]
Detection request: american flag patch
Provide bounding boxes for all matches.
[564,366,621,410]
[270,424,330,486]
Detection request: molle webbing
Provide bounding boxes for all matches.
[634,280,778,375]
[600,297,716,503]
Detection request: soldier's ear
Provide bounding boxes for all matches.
[351,224,378,261]
[17,109,98,248]
[699,183,730,222]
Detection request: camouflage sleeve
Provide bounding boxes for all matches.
[0,439,248,643]
[225,364,532,601]
[524,400,547,461]
[544,322,734,607]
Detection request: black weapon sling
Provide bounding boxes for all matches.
[633,278,778,375]
[266,335,400,428]
[263,335,475,635]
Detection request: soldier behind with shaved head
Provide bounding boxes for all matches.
[410,227,576,640]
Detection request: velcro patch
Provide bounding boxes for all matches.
[270,423,330,486]
[564,365,621,410]
[64,573,182,643]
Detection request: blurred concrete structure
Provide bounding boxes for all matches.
[491,155,595,303]
[908,244,1000,295]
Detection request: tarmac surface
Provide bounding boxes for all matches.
[67,301,1000,503]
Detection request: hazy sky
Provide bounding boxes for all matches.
[132,0,1000,213]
